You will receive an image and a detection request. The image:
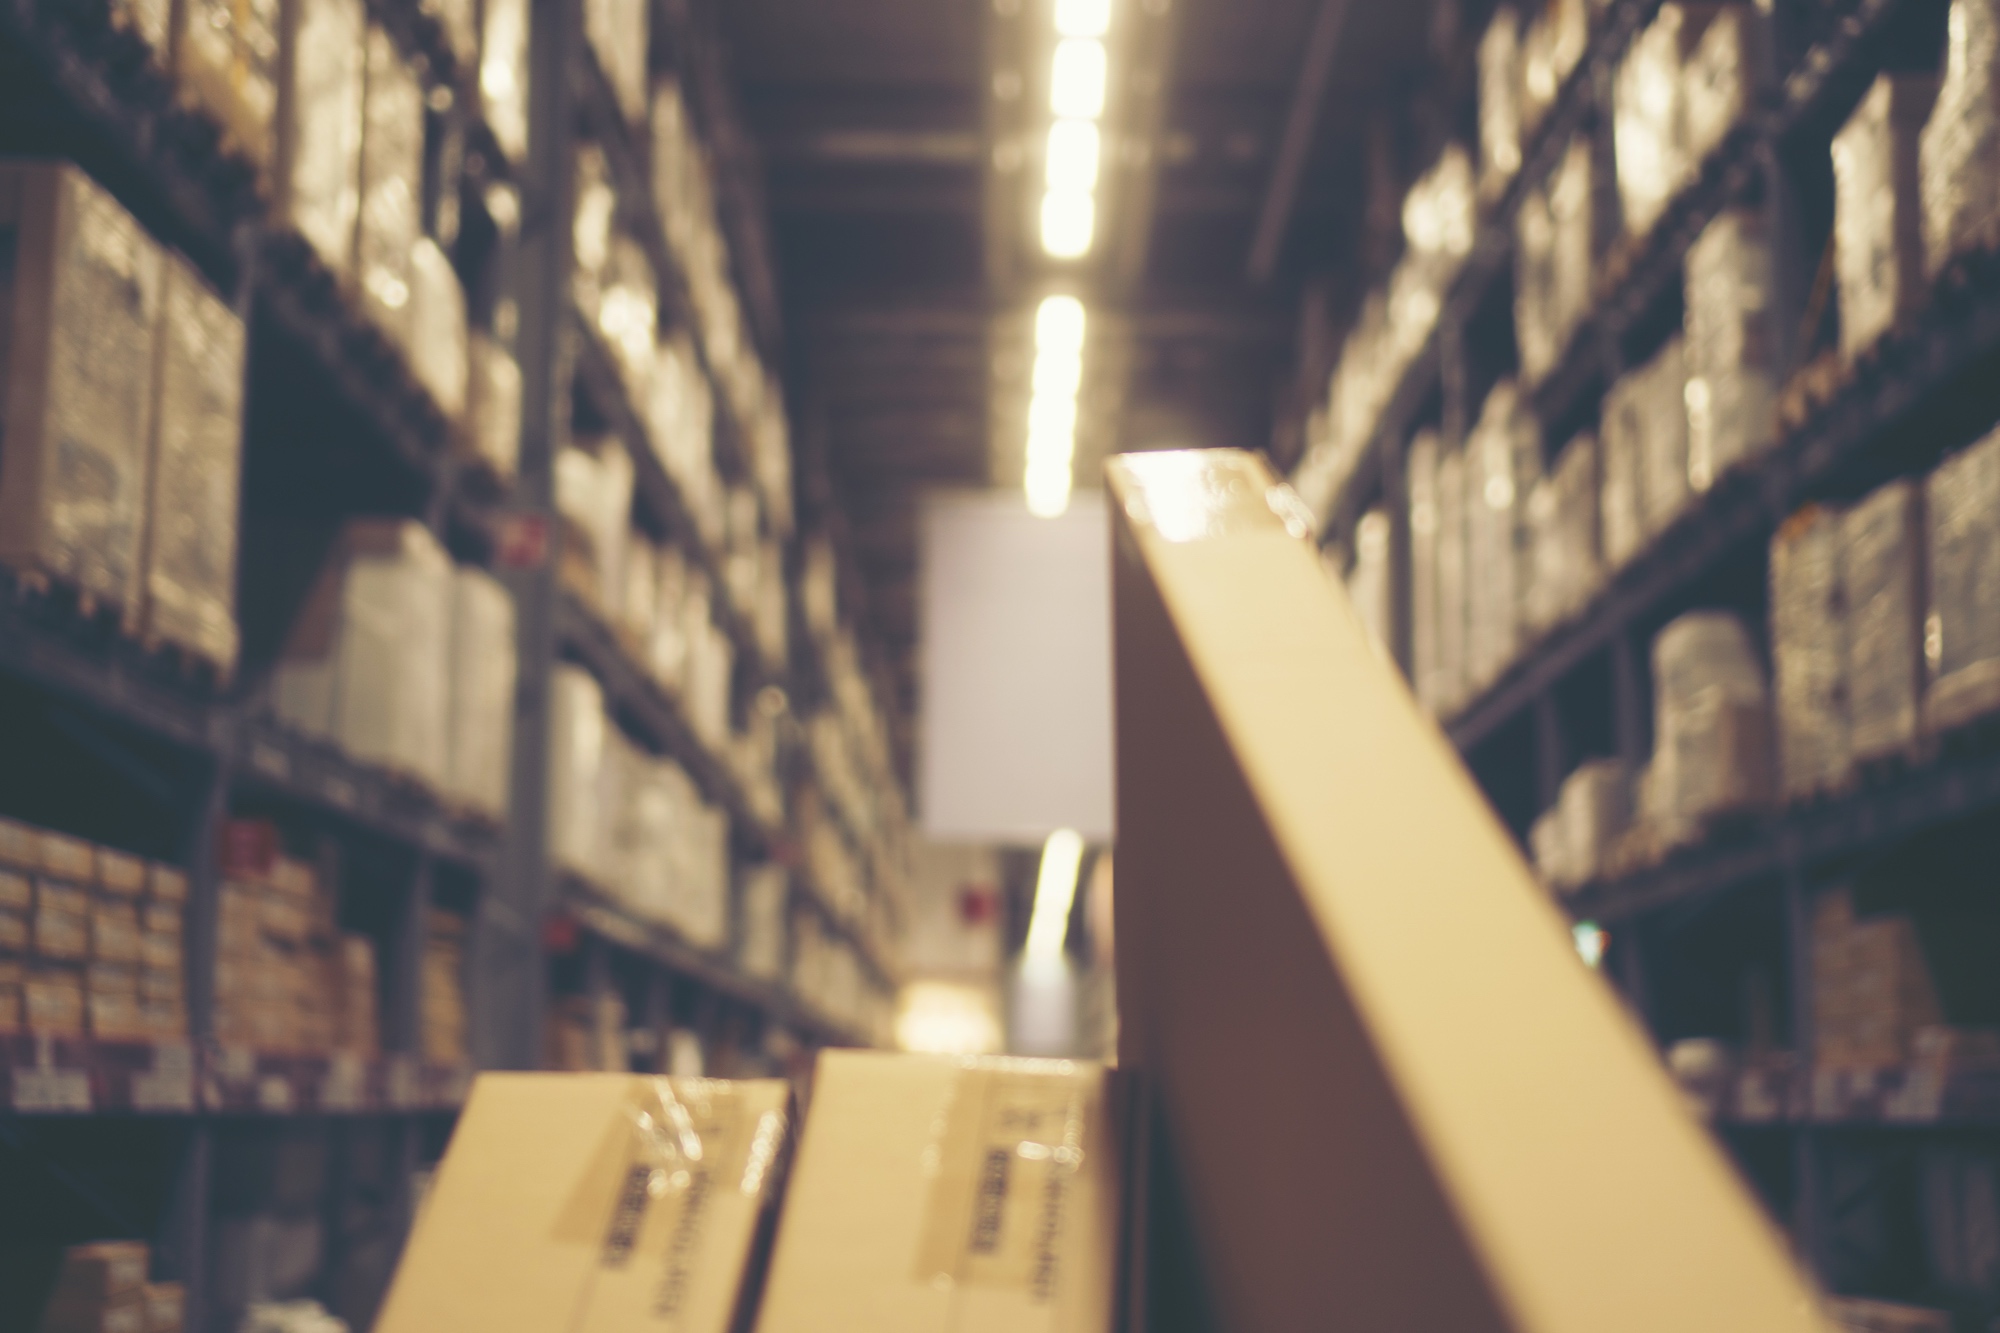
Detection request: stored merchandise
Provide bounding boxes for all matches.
[0,162,164,618]
[1524,431,1602,636]
[445,567,517,819]
[1834,75,1939,359]
[1770,506,1849,798]
[547,664,610,881]
[1515,136,1593,385]
[1345,509,1392,661]
[466,333,523,479]
[586,0,649,124]
[1520,0,1588,138]
[1434,439,1470,715]
[1812,887,1942,1073]
[1919,0,2000,277]
[1614,5,1690,239]
[375,1074,792,1333]
[173,0,280,165]
[480,0,531,163]
[1924,425,2000,730]
[756,1051,1120,1333]
[141,253,245,675]
[1645,611,1774,847]
[421,910,468,1067]
[1532,759,1634,892]
[356,24,424,344]
[738,864,788,981]
[1681,6,1754,171]
[1685,210,1777,490]
[555,438,637,617]
[277,0,365,277]
[1478,6,1523,193]
[406,238,468,420]
[1465,380,1541,692]
[1843,480,1925,761]
[1407,431,1444,713]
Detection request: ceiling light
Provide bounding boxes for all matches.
[1024,830,1086,956]
[1054,0,1111,37]
[1045,119,1101,192]
[1028,391,1077,439]
[1040,189,1095,258]
[1035,295,1087,354]
[1050,38,1107,119]
[1032,349,1083,398]
[1025,461,1074,518]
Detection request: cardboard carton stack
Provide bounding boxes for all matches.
[214,852,377,1059]
[420,910,468,1069]
[1771,506,1850,799]
[1684,210,1778,490]
[1925,425,2000,731]
[0,819,187,1042]
[1522,431,1602,640]
[25,1241,184,1333]
[1812,887,1943,1073]
[1464,381,1542,695]
[1833,74,1939,360]
[1639,612,1775,851]
[1919,0,2000,277]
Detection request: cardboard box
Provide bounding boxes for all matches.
[0,908,26,954]
[141,1283,184,1333]
[0,817,33,867]
[756,1051,1121,1333]
[0,867,29,912]
[24,966,83,1035]
[40,831,96,883]
[376,1074,791,1333]
[171,0,280,165]
[33,907,91,961]
[92,902,143,964]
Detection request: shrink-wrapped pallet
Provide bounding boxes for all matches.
[479,0,531,164]
[1649,611,1774,843]
[1516,136,1595,384]
[586,0,649,124]
[1346,509,1392,662]
[572,143,617,322]
[277,0,365,276]
[650,335,722,545]
[597,233,658,400]
[687,603,735,749]
[555,440,634,614]
[1615,5,1691,238]
[465,332,521,479]
[1525,432,1601,636]
[1600,379,1646,572]
[739,864,789,981]
[356,25,424,344]
[141,254,244,674]
[1834,75,1937,359]
[650,544,690,691]
[1435,440,1470,716]
[1521,0,1588,136]
[406,238,467,420]
[547,664,608,880]
[0,164,163,618]
[1535,759,1634,892]
[1479,7,1524,194]
[1769,506,1849,798]
[1407,431,1444,713]
[1844,480,1926,761]
[1685,210,1777,490]
[1638,336,1693,535]
[1682,7,1754,171]
[1924,426,2000,730]
[1466,382,1542,692]
[1812,887,1943,1072]
[174,0,281,165]
[273,520,452,791]
[445,567,516,819]
[1920,0,2000,276]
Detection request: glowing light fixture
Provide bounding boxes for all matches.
[1024,829,1086,963]
[1035,295,1087,354]
[1054,0,1111,36]
[1040,189,1096,258]
[1050,38,1107,119]
[1032,349,1083,398]
[1045,119,1101,192]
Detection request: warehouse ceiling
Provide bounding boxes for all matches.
[716,0,1459,773]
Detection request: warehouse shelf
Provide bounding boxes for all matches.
[1697,1061,2000,1129]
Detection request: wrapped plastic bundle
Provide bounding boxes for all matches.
[1435,441,1470,715]
[555,440,634,614]
[1407,431,1444,713]
[479,0,530,164]
[619,531,658,647]
[273,520,452,791]
[686,604,735,749]
[0,164,162,618]
[1558,759,1634,888]
[277,0,364,274]
[1517,137,1594,384]
[406,238,467,420]
[597,233,658,400]
[1478,7,1524,194]
[1649,611,1774,842]
[650,544,690,690]
[1526,432,1601,635]
[1637,336,1693,536]
[1769,507,1848,798]
[141,255,245,674]
[1924,426,2000,730]
[1466,382,1542,691]
[466,332,522,479]
[1615,5,1691,239]
[572,145,616,323]
[1843,480,1925,760]
[739,865,789,981]
[1346,509,1392,662]
[1685,210,1777,490]
[1682,7,1754,171]
[1403,145,1477,285]
[1920,0,2000,276]
[1600,380,1646,572]
[586,0,649,124]
[177,0,281,164]
[546,664,608,879]
[1521,0,1588,137]
[356,25,424,343]
[1835,75,1939,359]
[446,567,516,819]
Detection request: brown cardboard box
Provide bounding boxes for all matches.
[33,907,90,961]
[141,1283,184,1333]
[0,817,33,868]
[95,850,146,898]
[756,1051,1122,1333]
[40,832,95,883]
[0,866,30,911]
[92,902,143,964]
[0,164,164,618]
[1105,450,1828,1332]
[0,907,26,954]
[36,880,90,919]
[46,1241,148,1302]
[146,865,188,905]
[26,966,85,1035]
[375,1074,791,1333]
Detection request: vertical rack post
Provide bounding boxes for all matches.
[1780,837,1824,1272]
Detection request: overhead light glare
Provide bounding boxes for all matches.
[1045,119,1102,192]
[1040,189,1096,258]
[1025,461,1074,518]
[1025,830,1086,957]
[1028,391,1078,439]
[1032,349,1083,398]
[1050,38,1107,119]
[1054,0,1111,36]
[1035,295,1088,354]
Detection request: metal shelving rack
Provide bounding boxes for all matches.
[0,0,898,1325]
[1311,0,2000,1305]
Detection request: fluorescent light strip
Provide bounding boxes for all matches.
[1050,38,1106,119]
[1054,0,1111,37]
[1040,189,1095,258]
[1035,295,1087,353]
[1024,829,1086,963]
[1045,119,1101,192]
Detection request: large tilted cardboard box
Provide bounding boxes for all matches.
[374,1074,791,1333]
[1106,449,1833,1332]
[754,1050,1123,1333]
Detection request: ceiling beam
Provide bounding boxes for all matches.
[1246,0,1356,284]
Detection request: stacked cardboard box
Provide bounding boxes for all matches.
[1812,887,1943,1073]
[1844,480,1926,760]
[1684,209,1778,490]
[738,864,789,982]
[1834,74,1939,360]
[28,1241,184,1333]
[0,820,187,1042]
[1919,0,2000,277]
[1925,425,2000,731]
[542,992,625,1073]
[215,853,376,1058]
[1771,506,1850,798]
[1531,759,1634,893]
[421,910,468,1068]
